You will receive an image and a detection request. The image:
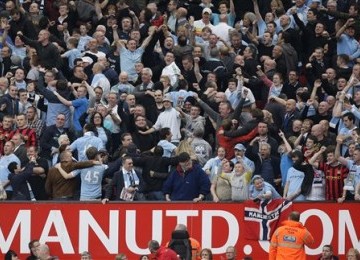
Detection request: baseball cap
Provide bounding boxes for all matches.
[81,56,93,65]
[234,143,246,151]
[202,8,212,15]
[163,93,173,103]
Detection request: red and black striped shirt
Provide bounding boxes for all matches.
[319,162,348,201]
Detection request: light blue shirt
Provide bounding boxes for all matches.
[337,34,360,61]
[0,154,21,191]
[120,47,144,82]
[73,164,108,200]
[249,181,281,199]
[212,13,236,27]
[70,131,105,161]
[286,167,305,201]
[157,140,176,158]
[62,48,82,69]
[72,97,88,131]
[203,156,222,181]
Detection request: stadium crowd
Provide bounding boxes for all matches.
[0,0,359,205]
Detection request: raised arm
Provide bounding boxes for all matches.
[129,11,140,31]
[336,18,354,39]
[54,90,72,106]
[335,137,348,166]
[94,0,103,20]
[308,146,326,168]
[252,0,263,23]
[140,27,156,49]
[229,0,235,16]
[278,130,293,154]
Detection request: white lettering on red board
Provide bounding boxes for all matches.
[0,208,359,256]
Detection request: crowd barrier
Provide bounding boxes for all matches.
[0,201,359,259]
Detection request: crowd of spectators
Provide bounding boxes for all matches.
[0,0,359,203]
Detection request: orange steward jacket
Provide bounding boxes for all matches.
[269,220,314,260]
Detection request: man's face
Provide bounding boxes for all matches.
[2,117,12,129]
[122,18,132,31]
[167,1,177,12]
[285,100,295,112]
[164,53,175,65]
[182,59,192,71]
[353,150,360,163]
[29,3,39,13]
[258,123,268,135]
[218,102,230,117]
[163,100,172,109]
[346,27,355,37]
[16,115,26,128]
[3,141,14,155]
[225,248,236,260]
[288,71,298,83]
[15,69,25,81]
[27,146,37,159]
[126,95,136,106]
[11,134,21,146]
[119,73,128,83]
[56,115,66,128]
[141,70,151,83]
[343,116,353,128]
[260,145,270,158]
[315,23,325,34]
[122,135,133,147]
[154,91,163,103]
[94,88,103,100]
[193,47,202,57]
[26,108,36,121]
[190,106,200,118]
[231,36,241,48]
[292,120,302,132]
[123,158,134,171]
[179,158,193,171]
[108,94,118,105]
[0,47,10,58]
[272,46,282,58]
[135,116,146,128]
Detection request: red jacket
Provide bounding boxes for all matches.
[217,127,258,160]
[153,246,178,260]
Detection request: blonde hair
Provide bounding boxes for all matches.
[176,140,197,159]
[58,134,69,146]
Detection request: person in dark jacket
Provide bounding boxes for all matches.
[245,138,281,190]
[7,160,35,200]
[102,156,144,202]
[133,146,180,200]
[162,152,210,201]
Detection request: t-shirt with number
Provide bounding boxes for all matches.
[72,164,108,200]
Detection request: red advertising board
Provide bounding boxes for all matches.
[0,202,359,259]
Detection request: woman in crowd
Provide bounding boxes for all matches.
[249,175,281,201]
[211,159,234,202]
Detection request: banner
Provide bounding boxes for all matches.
[0,202,359,260]
[244,199,293,240]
